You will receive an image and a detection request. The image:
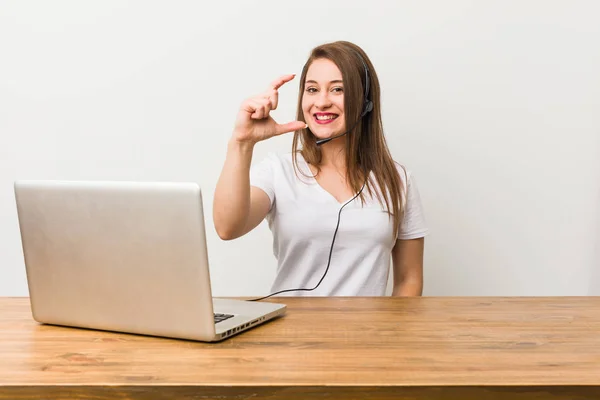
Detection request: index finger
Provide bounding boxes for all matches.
[269,74,296,91]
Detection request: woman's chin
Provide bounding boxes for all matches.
[310,128,346,141]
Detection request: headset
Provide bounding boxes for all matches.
[249,50,372,302]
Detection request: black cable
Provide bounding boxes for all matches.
[248,180,367,302]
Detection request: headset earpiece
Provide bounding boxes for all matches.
[361,100,373,117]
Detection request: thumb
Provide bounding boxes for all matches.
[274,121,307,136]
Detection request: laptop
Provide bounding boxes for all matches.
[13,180,286,342]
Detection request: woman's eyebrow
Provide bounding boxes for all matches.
[305,79,344,84]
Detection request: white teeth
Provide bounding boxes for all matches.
[316,115,337,121]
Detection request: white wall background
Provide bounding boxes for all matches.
[590,182,600,295]
[1,0,599,297]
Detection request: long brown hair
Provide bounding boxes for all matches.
[292,41,406,238]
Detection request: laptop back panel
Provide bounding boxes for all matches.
[15,180,218,341]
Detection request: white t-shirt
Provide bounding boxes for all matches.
[249,152,429,296]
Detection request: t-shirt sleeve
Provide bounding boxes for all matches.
[397,170,429,240]
[249,153,277,206]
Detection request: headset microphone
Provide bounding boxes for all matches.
[315,102,372,145]
[315,54,373,146]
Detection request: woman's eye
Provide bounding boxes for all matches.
[332,87,344,93]
[306,87,317,93]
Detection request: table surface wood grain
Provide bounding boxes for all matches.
[1,296,600,399]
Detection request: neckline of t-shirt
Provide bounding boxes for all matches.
[296,153,363,207]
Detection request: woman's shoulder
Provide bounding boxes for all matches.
[254,151,296,168]
[392,160,414,185]
[259,151,309,167]
[253,151,311,177]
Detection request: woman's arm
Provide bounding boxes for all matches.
[391,237,425,296]
[212,74,305,240]
[213,140,271,240]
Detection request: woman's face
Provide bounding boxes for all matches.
[302,58,346,141]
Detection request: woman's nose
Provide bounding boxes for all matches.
[314,91,332,109]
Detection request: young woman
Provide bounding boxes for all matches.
[214,41,428,297]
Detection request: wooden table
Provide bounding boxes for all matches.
[1,296,600,399]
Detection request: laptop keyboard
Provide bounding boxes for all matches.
[214,313,234,324]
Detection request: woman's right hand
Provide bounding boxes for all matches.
[232,74,306,144]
